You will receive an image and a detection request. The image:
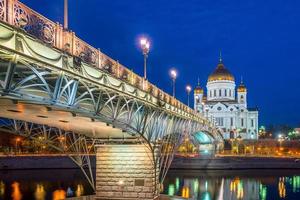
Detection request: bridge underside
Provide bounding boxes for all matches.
[0,98,132,139]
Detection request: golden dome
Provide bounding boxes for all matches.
[208,62,235,82]
[237,82,247,92]
[194,85,203,94]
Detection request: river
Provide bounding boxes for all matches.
[0,169,300,200]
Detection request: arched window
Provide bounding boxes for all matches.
[225,89,227,97]
[219,89,221,97]
[210,90,212,97]
[214,90,216,97]
[229,90,232,97]
[240,95,244,103]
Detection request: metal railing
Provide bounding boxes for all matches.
[0,0,214,128]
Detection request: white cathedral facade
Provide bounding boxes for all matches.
[194,57,259,140]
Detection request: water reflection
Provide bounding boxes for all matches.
[0,169,93,200]
[259,184,267,200]
[0,181,88,200]
[34,184,46,200]
[292,176,300,192]
[75,184,84,197]
[11,182,22,200]
[52,190,66,200]
[67,187,74,197]
[278,177,286,198]
[0,181,5,198]
[163,170,300,200]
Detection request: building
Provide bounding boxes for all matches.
[194,56,258,139]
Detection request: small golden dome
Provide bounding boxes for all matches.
[194,85,203,94]
[208,62,235,82]
[237,82,247,92]
[194,78,203,94]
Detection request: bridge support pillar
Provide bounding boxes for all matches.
[95,144,159,200]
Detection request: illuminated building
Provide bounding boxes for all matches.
[194,55,259,139]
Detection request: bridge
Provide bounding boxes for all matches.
[0,0,223,199]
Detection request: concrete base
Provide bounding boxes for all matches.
[95,144,159,200]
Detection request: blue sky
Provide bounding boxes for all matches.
[21,0,300,126]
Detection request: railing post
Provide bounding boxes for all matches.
[116,60,120,78]
[62,29,74,54]
[55,22,63,49]
[7,0,14,25]
[71,31,75,55]
[97,48,101,69]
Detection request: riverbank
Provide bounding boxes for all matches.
[170,156,300,170]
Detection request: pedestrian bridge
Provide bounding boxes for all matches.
[0,1,223,199]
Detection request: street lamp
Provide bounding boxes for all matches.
[140,38,150,80]
[64,0,68,30]
[186,85,192,107]
[170,69,177,97]
[15,137,21,153]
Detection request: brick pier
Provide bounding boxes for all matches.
[95,144,160,200]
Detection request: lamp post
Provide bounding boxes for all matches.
[186,85,192,107]
[170,69,177,97]
[64,0,68,29]
[15,137,21,153]
[140,38,150,80]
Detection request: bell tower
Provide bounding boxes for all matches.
[237,77,247,108]
[194,78,204,113]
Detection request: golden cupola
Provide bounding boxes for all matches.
[194,85,203,94]
[208,58,235,82]
[194,79,204,94]
[237,79,247,92]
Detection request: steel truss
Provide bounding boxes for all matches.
[0,117,96,190]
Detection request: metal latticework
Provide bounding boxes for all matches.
[0,118,96,190]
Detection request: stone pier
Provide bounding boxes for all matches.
[95,144,159,200]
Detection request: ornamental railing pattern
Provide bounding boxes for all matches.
[0,0,6,21]
[0,0,211,124]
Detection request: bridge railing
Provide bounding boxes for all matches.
[0,0,214,127]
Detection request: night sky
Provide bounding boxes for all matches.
[21,0,300,126]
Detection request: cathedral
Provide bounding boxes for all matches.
[194,56,259,140]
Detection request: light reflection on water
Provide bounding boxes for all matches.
[11,182,22,200]
[163,170,300,200]
[1,182,85,200]
[1,169,300,200]
[34,184,46,200]
[0,169,93,200]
